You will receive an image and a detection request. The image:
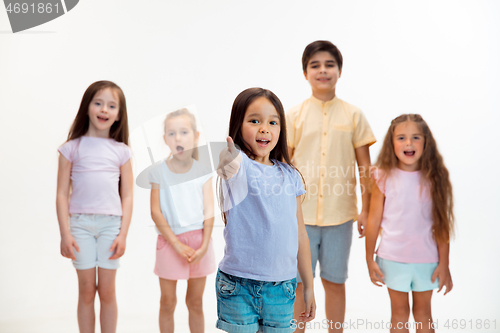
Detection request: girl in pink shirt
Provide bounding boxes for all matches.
[366,114,454,332]
[56,81,133,333]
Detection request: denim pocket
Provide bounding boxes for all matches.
[282,279,297,300]
[216,271,239,297]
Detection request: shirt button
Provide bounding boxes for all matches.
[323,132,327,135]
[319,194,323,198]
[324,112,327,116]
[322,152,325,156]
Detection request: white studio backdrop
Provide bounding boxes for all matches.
[1,0,499,332]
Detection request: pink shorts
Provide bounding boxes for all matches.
[154,229,216,280]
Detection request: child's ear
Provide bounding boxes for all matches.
[339,69,342,78]
[303,71,308,80]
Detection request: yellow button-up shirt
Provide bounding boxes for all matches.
[286,96,376,226]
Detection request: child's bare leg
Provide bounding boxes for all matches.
[388,289,410,333]
[76,268,97,333]
[97,268,117,333]
[322,278,346,333]
[293,282,305,333]
[186,277,207,333]
[159,278,177,333]
[412,290,434,333]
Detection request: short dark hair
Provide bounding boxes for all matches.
[302,40,343,73]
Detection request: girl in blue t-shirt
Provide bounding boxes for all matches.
[215,88,316,332]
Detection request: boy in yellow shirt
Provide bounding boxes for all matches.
[287,40,376,332]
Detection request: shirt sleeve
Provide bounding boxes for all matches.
[120,145,132,166]
[148,164,161,184]
[352,109,376,149]
[58,139,76,162]
[371,167,386,194]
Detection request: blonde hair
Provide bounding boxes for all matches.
[376,114,454,243]
[164,108,199,160]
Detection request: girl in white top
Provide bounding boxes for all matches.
[56,81,133,333]
[149,109,215,333]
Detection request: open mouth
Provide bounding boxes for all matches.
[256,139,270,147]
[404,150,415,156]
[176,146,184,154]
[97,115,109,122]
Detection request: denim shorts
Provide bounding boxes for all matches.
[69,214,122,270]
[297,221,353,284]
[216,269,296,333]
[376,257,439,292]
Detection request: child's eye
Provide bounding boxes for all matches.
[110,105,116,109]
[168,132,175,136]
[95,102,101,106]
[270,121,278,126]
[250,120,259,124]
[182,131,188,135]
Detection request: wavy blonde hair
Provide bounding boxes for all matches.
[376,114,454,243]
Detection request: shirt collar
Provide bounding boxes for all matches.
[310,94,338,106]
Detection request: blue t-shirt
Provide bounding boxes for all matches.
[219,152,306,281]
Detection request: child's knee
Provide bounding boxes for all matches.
[391,303,410,319]
[160,294,177,313]
[79,284,97,304]
[185,295,203,312]
[412,305,432,321]
[97,285,116,304]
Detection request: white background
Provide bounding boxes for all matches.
[1,0,499,332]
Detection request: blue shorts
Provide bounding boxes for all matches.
[216,269,296,333]
[297,221,353,284]
[69,214,122,270]
[376,257,439,292]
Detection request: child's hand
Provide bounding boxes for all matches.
[299,286,316,322]
[367,260,385,287]
[432,263,453,295]
[217,136,241,180]
[61,234,79,260]
[109,234,126,259]
[172,241,195,261]
[188,246,208,264]
[357,210,368,238]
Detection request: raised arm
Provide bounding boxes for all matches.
[56,154,79,260]
[354,144,372,238]
[365,182,385,286]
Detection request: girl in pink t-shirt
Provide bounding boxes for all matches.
[56,81,133,333]
[366,114,454,332]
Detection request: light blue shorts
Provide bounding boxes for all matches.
[216,269,296,333]
[376,257,439,292]
[69,214,122,270]
[297,221,353,284]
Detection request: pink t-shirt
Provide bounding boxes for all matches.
[58,136,132,216]
[373,167,438,263]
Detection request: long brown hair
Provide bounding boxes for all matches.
[217,88,302,225]
[67,81,129,145]
[376,114,454,243]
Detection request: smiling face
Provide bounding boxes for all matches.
[304,51,342,96]
[87,88,120,137]
[393,121,426,171]
[241,97,281,165]
[164,114,199,162]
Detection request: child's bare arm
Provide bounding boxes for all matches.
[56,154,79,260]
[150,185,194,260]
[365,183,385,286]
[432,241,453,295]
[296,197,316,322]
[109,159,133,259]
[354,145,372,237]
[189,177,214,264]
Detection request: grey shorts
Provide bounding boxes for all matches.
[297,220,353,284]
